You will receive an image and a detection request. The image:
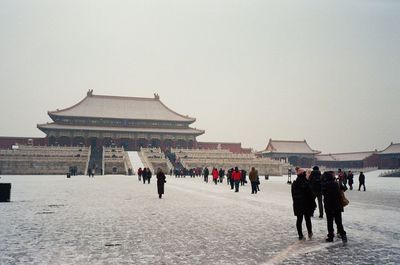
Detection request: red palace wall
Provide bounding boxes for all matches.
[0,137,47,149]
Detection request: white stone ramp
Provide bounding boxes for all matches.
[127,151,144,172]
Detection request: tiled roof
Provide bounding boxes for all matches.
[263,139,319,154]
[49,92,195,122]
[37,123,204,135]
[379,143,400,155]
[315,151,376,162]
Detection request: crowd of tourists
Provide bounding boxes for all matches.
[291,166,366,244]
[170,166,261,193]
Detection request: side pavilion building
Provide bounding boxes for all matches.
[37,90,204,151]
[261,139,320,168]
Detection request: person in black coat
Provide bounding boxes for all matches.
[219,168,225,183]
[309,166,324,218]
[291,169,316,240]
[322,171,347,243]
[156,168,166,199]
[147,168,152,184]
[358,171,366,191]
[203,167,209,183]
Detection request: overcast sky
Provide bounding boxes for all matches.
[0,0,399,153]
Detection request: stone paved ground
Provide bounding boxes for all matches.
[0,171,399,265]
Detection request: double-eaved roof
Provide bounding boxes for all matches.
[263,139,319,155]
[48,91,196,123]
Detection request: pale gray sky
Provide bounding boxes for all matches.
[1,0,399,153]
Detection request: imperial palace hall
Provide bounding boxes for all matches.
[37,90,205,151]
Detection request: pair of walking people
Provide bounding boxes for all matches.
[292,168,347,243]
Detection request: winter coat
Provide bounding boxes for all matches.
[249,169,258,182]
[322,177,343,214]
[359,173,365,184]
[219,169,225,178]
[212,169,219,179]
[309,169,322,194]
[232,171,241,181]
[291,174,316,216]
[157,172,166,195]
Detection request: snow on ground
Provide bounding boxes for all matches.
[0,171,399,265]
[127,152,144,172]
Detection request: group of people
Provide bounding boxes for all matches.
[291,166,349,244]
[137,167,152,184]
[337,168,366,191]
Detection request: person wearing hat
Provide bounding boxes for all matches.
[309,166,324,218]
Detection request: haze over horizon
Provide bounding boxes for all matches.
[1,0,399,153]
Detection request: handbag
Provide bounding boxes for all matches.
[339,189,349,207]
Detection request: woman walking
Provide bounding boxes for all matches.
[156,168,166,199]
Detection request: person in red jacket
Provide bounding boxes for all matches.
[232,167,242,192]
[212,168,219,185]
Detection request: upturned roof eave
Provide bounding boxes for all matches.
[48,112,195,124]
[37,123,205,135]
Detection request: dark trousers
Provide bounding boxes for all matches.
[296,214,312,237]
[204,176,208,183]
[213,179,218,185]
[147,178,151,184]
[143,177,146,184]
[251,182,258,194]
[359,183,366,191]
[326,212,346,238]
[230,179,234,189]
[315,193,324,217]
[234,180,240,192]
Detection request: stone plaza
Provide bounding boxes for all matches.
[0,170,399,265]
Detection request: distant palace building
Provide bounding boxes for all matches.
[378,142,400,169]
[315,151,379,170]
[261,139,320,168]
[37,90,204,151]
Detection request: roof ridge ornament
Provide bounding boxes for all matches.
[154,93,160,100]
[87,89,94,96]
